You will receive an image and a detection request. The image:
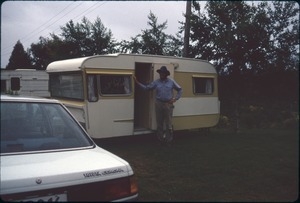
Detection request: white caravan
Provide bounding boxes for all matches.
[1,69,50,97]
[46,54,220,139]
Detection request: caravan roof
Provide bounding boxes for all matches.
[46,53,217,74]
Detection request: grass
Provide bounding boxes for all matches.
[96,128,299,202]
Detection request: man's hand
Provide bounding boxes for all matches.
[133,75,142,86]
[133,75,138,83]
[169,98,176,104]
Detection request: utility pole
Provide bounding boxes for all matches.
[183,0,191,57]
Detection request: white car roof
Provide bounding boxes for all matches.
[0,94,59,103]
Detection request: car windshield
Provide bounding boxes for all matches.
[1,101,94,154]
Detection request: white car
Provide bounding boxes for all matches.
[0,95,138,202]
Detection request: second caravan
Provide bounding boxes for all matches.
[46,54,220,139]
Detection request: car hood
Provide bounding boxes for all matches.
[0,146,133,195]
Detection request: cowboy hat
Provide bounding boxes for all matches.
[156,66,170,76]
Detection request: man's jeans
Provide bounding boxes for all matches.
[155,100,174,142]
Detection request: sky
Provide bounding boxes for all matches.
[1,1,200,68]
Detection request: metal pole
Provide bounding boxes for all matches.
[183,1,191,57]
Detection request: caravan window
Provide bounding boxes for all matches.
[99,75,131,95]
[49,73,84,100]
[193,77,214,95]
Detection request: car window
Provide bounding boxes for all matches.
[1,102,93,154]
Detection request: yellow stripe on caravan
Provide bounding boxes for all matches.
[85,69,133,75]
[114,119,134,122]
[56,99,85,108]
[173,114,220,130]
[192,74,215,78]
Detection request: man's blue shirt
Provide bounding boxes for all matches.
[138,78,182,102]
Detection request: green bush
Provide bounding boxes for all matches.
[219,99,299,130]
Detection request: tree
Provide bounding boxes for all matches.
[188,1,299,75]
[6,40,32,70]
[186,1,299,132]
[118,37,142,54]
[29,16,118,69]
[243,1,271,74]
[189,1,255,76]
[30,35,68,70]
[186,1,299,100]
[91,17,117,54]
[30,37,52,70]
[164,33,183,57]
[265,1,299,73]
[139,11,169,54]
[181,1,213,60]
[120,11,180,56]
[60,17,117,57]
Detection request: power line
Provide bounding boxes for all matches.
[50,2,108,34]
[23,1,86,40]
[2,1,77,53]
[20,2,77,43]
[1,1,110,68]
[1,1,107,58]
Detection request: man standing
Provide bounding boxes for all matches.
[134,66,183,144]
